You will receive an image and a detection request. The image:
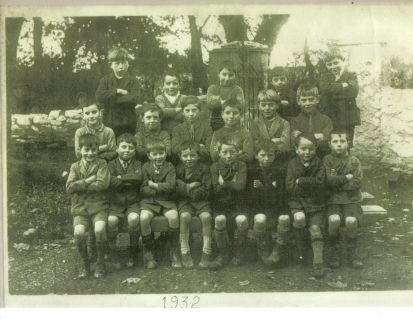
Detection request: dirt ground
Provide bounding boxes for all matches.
[6,144,413,295]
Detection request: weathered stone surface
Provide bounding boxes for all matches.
[360,205,388,226]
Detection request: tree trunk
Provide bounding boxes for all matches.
[253,15,289,50]
[218,15,248,43]
[188,16,208,93]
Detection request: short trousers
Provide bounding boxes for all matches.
[140,201,177,215]
[290,208,325,228]
[328,203,361,224]
[73,211,108,230]
[179,203,211,216]
[212,201,247,218]
[109,203,140,218]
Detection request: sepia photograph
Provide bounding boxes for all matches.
[2,2,413,308]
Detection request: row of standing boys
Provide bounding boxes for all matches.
[67,46,363,280]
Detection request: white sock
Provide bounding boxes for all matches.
[180,231,190,254]
[202,235,212,255]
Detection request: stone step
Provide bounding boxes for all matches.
[151,215,202,233]
[361,205,388,226]
[361,192,375,201]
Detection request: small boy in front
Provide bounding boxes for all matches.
[290,84,333,158]
[210,137,248,269]
[139,139,180,269]
[135,103,171,161]
[286,133,327,278]
[248,140,289,266]
[66,133,110,279]
[250,89,291,156]
[209,99,253,164]
[172,95,213,163]
[96,47,141,137]
[323,131,364,269]
[74,103,117,162]
[207,60,245,131]
[107,133,142,268]
[268,67,299,119]
[175,141,213,269]
[155,69,186,134]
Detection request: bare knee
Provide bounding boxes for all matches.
[108,216,119,230]
[165,210,179,229]
[199,212,212,225]
[309,225,322,240]
[254,214,267,232]
[94,221,106,241]
[128,213,140,229]
[278,215,290,230]
[215,215,226,230]
[293,212,306,229]
[235,215,248,231]
[180,212,192,225]
[140,210,153,226]
[74,225,87,242]
[328,214,341,236]
[345,216,358,229]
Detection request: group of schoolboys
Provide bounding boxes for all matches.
[67,47,363,280]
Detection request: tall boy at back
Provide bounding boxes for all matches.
[107,133,142,268]
[207,60,245,131]
[139,139,180,269]
[74,103,117,162]
[96,47,141,137]
[66,133,110,279]
[209,99,253,164]
[250,89,291,155]
[172,95,213,163]
[290,84,333,158]
[323,131,364,269]
[176,141,213,268]
[209,137,248,269]
[155,69,186,134]
[286,133,327,278]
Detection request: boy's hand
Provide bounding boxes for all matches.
[281,100,289,106]
[117,89,128,95]
[292,130,302,138]
[175,107,182,113]
[345,174,354,180]
[218,174,224,185]
[253,180,263,188]
[117,175,122,179]
[314,133,324,141]
[85,175,97,184]
[148,180,157,189]
[272,181,277,188]
[99,144,108,152]
[199,144,206,149]
[271,137,281,144]
[189,182,201,190]
[342,82,349,88]
[295,178,300,185]
[220,98,227,105]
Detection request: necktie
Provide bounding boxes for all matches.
[308,115,314,134]
[190,124,195,140]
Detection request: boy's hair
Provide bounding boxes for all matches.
[270,66,287,78]
[329,130,350,142]
[219,60,236,74]
[108,47,131,62]
[258,89,281,104]
[217,136,238,152]
[254,139,276,155]
[322,46,344,62]
[140,102,163,119]
[295,132,317,148]
[181,95,200,109]
[76,91,88,101]
[79,133,99,149]
[146,138,166,153]
[179,140,200,155]
[162,69,180,83]
[117,133,137,147]
[82,103,101,112]
[222,97,243,113]
[296,83,320,100]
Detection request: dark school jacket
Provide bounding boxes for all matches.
[250,115,291,153]
[140,161,176,204]
[175,162,211,211]
[286,156,327,213]
[155,93,186,134]
[66,158,110,216]
[108,157,143,215]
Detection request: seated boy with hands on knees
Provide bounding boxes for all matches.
[139,139,180,269]
[107,133,143,268]
[323,130,364,269]
[175,141,213,269]
[286,133,327,278]
[209,136,248,269]
[66,133,111,279]
[248,140,289,266]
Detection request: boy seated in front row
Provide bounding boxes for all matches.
[107,133,142,268]
[74,103,117,162]
[175,141,213,269]
[66,133,111,279]
[290,84,333,158]
[172,95,213,163]
[135,103,171,161]
[250,89,291,157]
[248,140,289,266]
[209,137,248,269]
[139,139,180,269]
[286,133,327,278]
[323,131,364,269]
[210,98,254,164]
[155,69,186,134]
